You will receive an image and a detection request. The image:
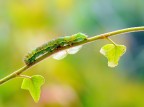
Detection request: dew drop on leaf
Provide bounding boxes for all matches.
[52,50,67,60]
[67,46,82,54]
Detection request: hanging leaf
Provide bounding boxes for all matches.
[21,75,45,103]
[52,50,67,60]
[67,45,82,54]
[100,44,126,67]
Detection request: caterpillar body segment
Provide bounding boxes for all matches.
[24,33,87,65]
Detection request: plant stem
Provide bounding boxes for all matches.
[0,65,29,85]
[87,26,144,42]
[19,75,31,79]
[0,26,144,85]
[106,37,117,46]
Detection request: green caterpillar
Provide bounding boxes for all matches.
[24,33,88,65]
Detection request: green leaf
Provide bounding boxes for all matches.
[100,44,126,67]
[21,75,45,103]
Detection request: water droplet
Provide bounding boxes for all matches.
[52,50,67,60]
[67,46,82,54]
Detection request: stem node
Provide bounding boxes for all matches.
[0,26,144,85]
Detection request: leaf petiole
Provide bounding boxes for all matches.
[106,37,117,46]
[19,75,31,79]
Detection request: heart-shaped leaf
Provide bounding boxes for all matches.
[21,75,45,103]
[100,44,126,67]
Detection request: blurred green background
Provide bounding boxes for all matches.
[0,0,144,107]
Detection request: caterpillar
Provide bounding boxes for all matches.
[24,33,88,65]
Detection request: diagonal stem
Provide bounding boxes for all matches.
[0,65,29,85]
[0,26,144,85]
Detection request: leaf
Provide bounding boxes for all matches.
[52,50,67,60]
[66,45,82,54]
[21,75,45,103]
[100,44,126,67]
